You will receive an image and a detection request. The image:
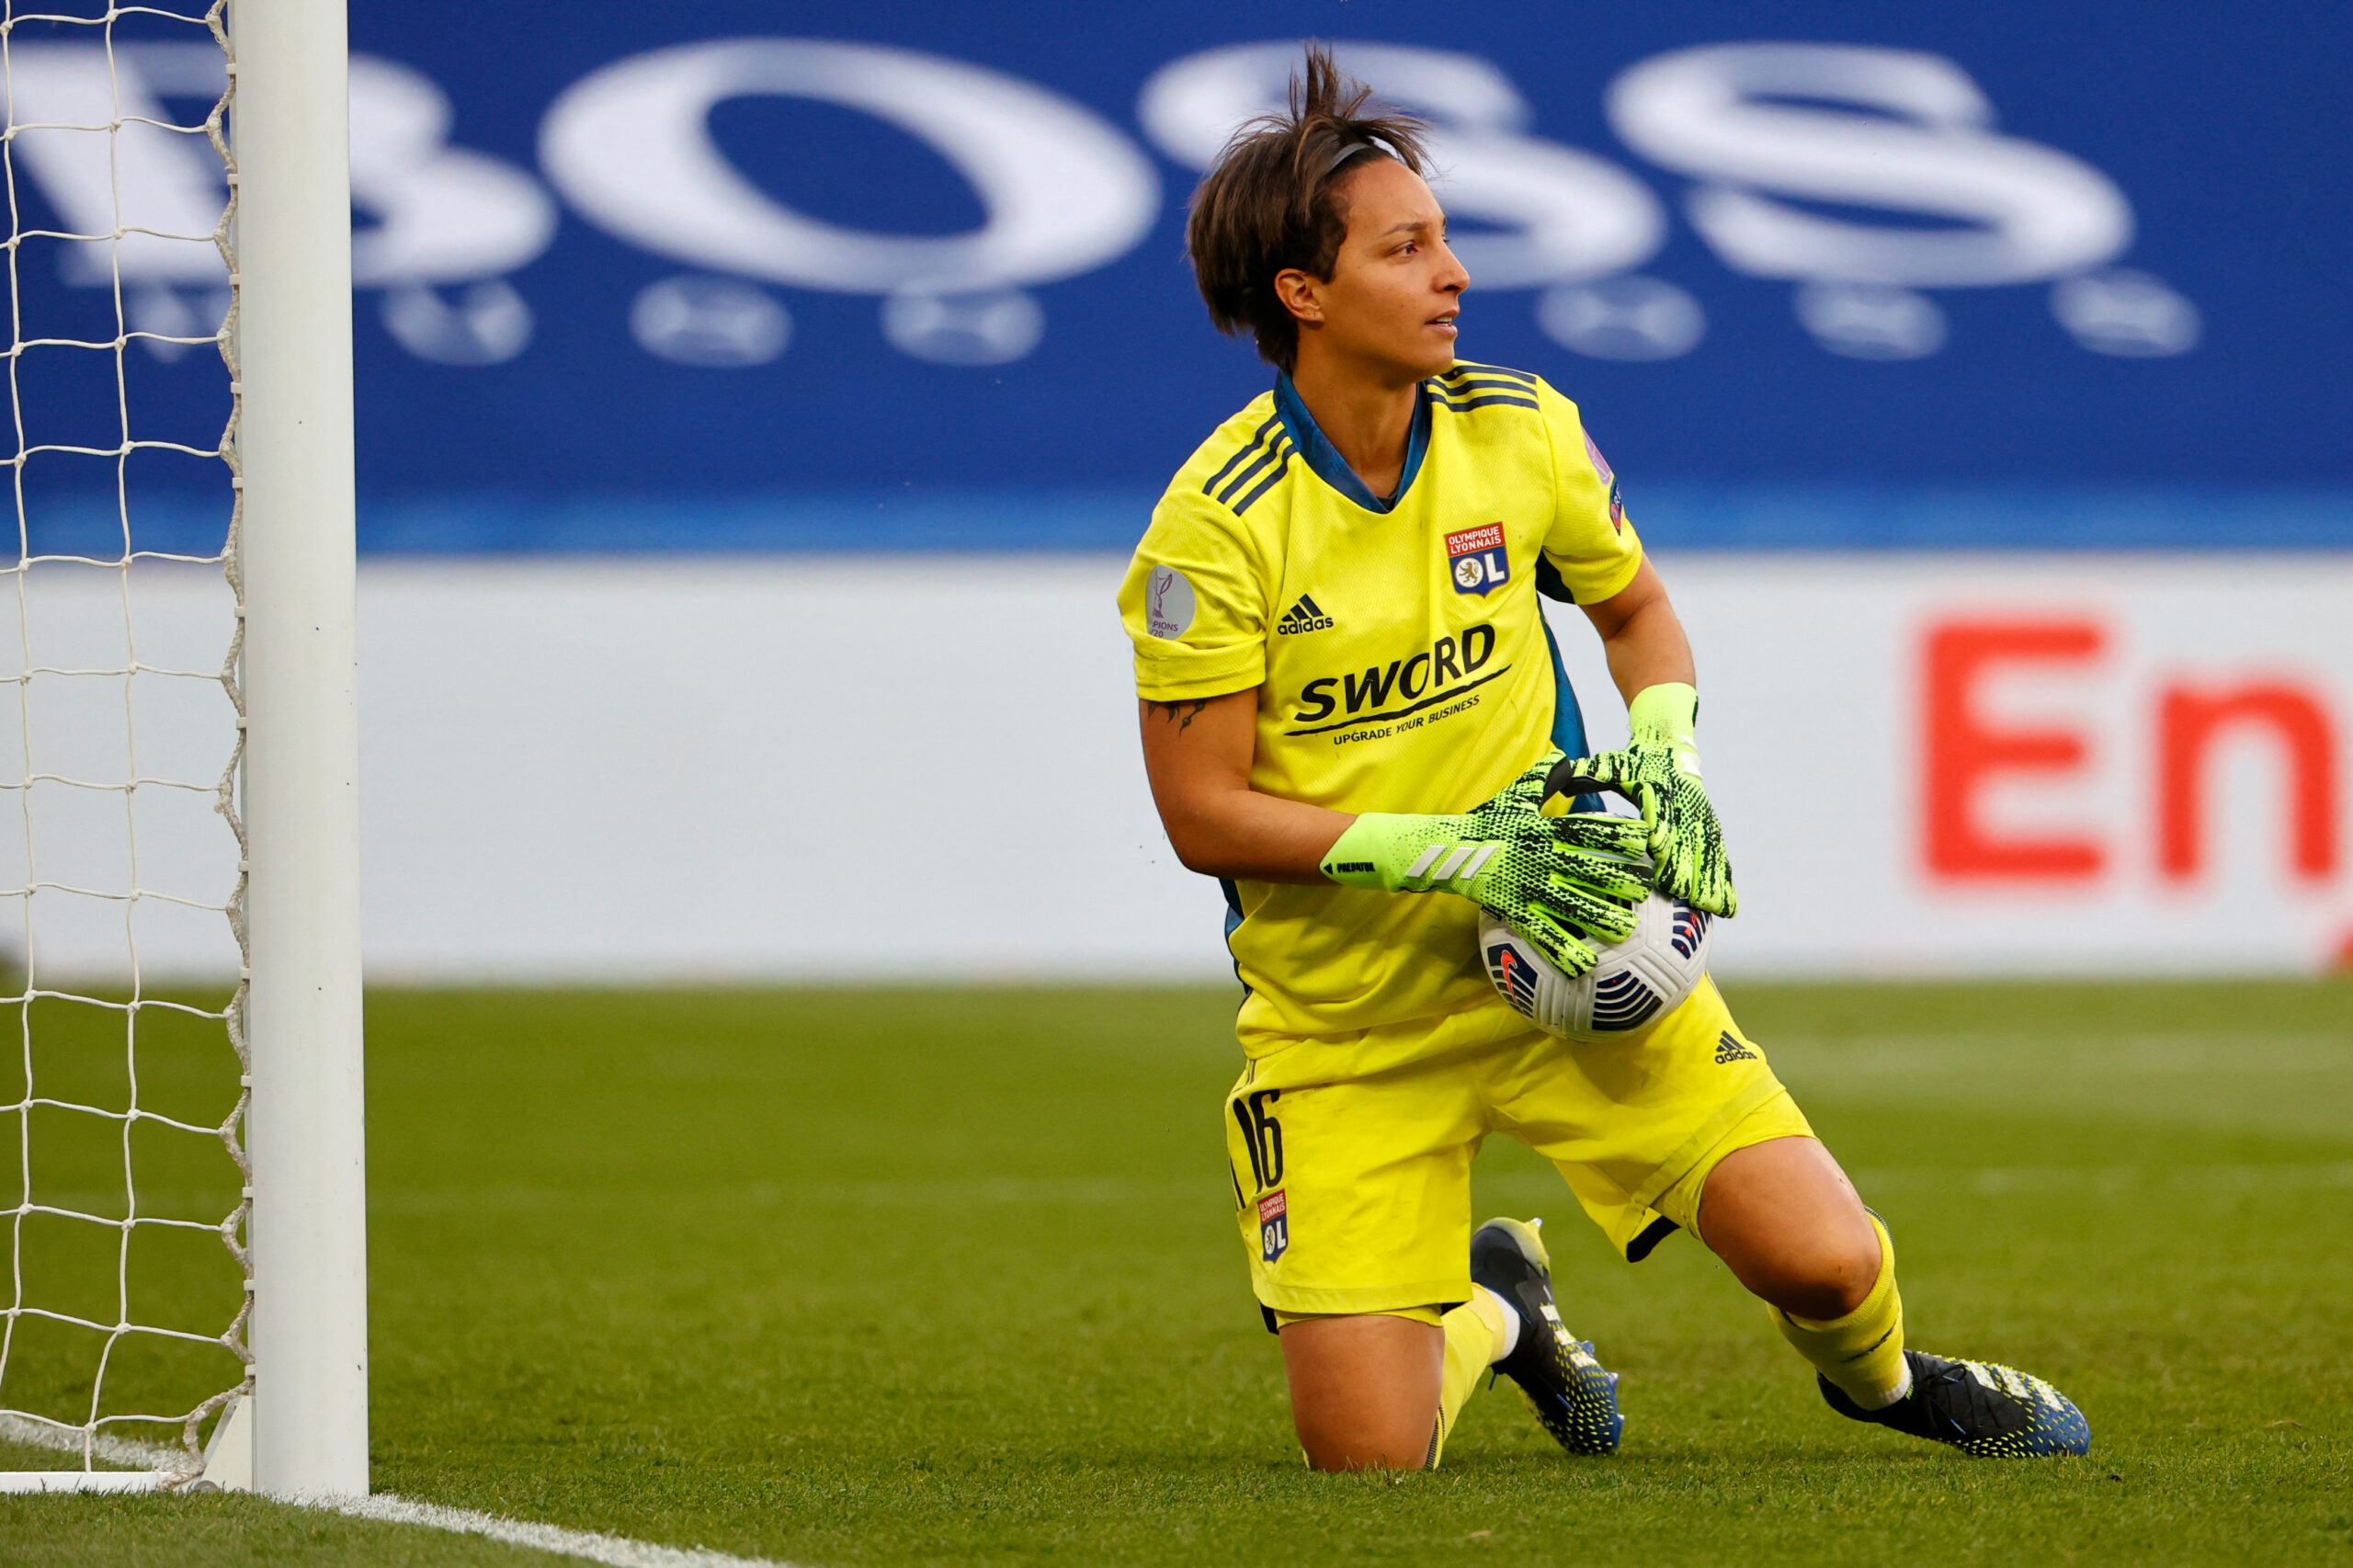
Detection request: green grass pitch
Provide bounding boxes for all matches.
[5,979,2349,1566]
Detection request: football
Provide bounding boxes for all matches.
[1480,892,1713,1041]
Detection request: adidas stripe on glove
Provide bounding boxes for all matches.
[1541,682,1737,917]
[1319,750,1651,977]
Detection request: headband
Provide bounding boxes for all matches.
[1318,134,1399,182]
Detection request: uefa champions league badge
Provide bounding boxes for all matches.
[1584,430,1626,531]
[1445,524,1510,596]
[1257,1188,1290,1262]
[1144,562,1196,639]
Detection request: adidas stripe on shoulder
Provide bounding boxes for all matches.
[1200,415,1297,516]
[1429,361,1541,414]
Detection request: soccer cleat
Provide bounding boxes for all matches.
[1470,1216,1623,1455]
[1819,1349,2089,1457]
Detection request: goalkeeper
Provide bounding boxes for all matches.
[1118,46,2086,1471]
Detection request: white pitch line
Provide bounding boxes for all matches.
[306,1493,807,1568]
[0,1414,193,1473]
[0,1415,805,1568]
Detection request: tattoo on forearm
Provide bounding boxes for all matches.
[1148,699,1211,733]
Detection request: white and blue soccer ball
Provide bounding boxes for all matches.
[1479,892,1712,1042]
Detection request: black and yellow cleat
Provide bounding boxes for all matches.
[1820,1349,2089,1457]
[1470,1216,1623,1455]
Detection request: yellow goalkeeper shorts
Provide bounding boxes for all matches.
[1222,976,1812,1319]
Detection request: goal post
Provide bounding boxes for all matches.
[0,0,364,1497]
[232,0,369,1499]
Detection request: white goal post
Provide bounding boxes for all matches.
[0,0,365,1497]
[233,0,368,1500]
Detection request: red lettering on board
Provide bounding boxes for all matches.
[1921,619,2106,881]
[2156,682,2338,881]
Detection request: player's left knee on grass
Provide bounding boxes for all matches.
[1696,1136,1881,1320]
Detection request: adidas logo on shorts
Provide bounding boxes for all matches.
[1276,594,1335,635]
[1714,1030,1758,1064]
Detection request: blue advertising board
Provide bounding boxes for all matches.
[9,2,2349,551]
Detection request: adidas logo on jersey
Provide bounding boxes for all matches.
[1714,1031,1758,1064]
[1276,595,1336,635]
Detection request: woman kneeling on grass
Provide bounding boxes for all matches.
[1118,45,2088,1470]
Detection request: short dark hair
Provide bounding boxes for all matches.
[1183,44,1431,374]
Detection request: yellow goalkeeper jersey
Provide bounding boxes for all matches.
[1118,361,1643,1050]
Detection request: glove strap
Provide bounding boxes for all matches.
[1628,682,1702,778]
[1321,813,1493,892]
[1319,815,1395,889]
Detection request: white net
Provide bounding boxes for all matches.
[0,1,246,1478]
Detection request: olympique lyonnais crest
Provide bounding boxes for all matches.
[1584,430,1626,532]
[1257,1187,1290,1262]
[1445,524,1510,596]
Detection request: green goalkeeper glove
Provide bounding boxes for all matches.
[1319,751,1651,976]
[1541,682,1737,917]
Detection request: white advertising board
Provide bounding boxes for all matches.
[1562,555,2353,976]
[12,553,2349,982]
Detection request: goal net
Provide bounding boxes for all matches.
[0,0,251,1484]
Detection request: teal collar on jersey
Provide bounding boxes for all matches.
[1273,373,1431,514]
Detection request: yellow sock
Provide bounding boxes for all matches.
[1427,1292,1508,1467]
[1768,1214,1910,1408]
